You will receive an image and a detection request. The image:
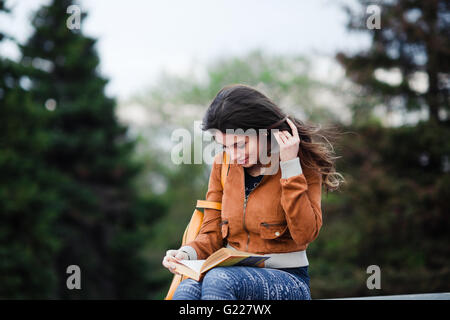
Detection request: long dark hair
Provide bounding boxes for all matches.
[202,83,344,193]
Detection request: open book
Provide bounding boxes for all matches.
[173,247,270,281]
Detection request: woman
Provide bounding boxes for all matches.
[162,84,343,300]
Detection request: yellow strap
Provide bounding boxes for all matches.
[183,208,204,244]
[196,200,222,211]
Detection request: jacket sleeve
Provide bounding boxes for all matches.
[183,153,224,260]
[279,157,323,247]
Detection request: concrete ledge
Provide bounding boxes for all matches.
[325,292,450,300]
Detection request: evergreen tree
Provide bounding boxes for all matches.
[337,0,449,124]
[318,0,450,298]
[19,0,165,298]
[0,0,64,298]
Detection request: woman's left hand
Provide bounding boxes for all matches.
[273,118,301,162]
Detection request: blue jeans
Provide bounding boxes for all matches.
[172,266,311,300]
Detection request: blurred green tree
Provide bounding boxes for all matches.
[308,120,450,298]
[308,0,450,298]
[336,0,449,124]
[15,0,166,298]
[0,0,64,299]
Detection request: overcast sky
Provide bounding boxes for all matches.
[1,0,369,100]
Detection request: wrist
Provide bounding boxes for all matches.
[280,157,303,178]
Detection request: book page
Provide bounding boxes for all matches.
[178,259,206,274]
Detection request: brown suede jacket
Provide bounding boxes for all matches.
[184,151,323,260]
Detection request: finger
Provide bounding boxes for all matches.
[167,256,179,263]
[282,129,300,145]
[163,255,176,265]
[163,258,180,275]
[277,131,288,144]
[162,257,171,268]
[169,262,180,274]
[175,251,187,260]
[281,130,292,139]
[273,131,284,145]
[166,250,177,257]
[286,118,299,139]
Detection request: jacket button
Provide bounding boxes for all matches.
[275,231,280,236]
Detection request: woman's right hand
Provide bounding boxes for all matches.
[162,249,189,275]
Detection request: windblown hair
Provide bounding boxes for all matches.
[202,83,345,193]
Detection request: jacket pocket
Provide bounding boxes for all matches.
[220,220,229,239]
[259,221,288,240]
